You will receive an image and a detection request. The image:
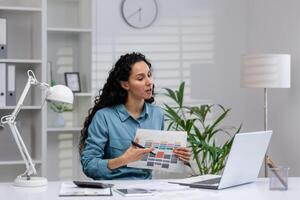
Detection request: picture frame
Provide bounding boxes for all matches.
[64,72,81,93]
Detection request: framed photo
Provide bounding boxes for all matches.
[64,72,81,93]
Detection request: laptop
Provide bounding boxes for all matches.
[169,130,272,189]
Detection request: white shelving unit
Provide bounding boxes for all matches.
[0,0,45,182]
[47,127,82,133]
[0,59,42,63]
[46,0,93,181]
[0,160,42,165]
[0,0,93,182]
[0,6,42,12]
[47,27,92,33]
[0,0,41,9]
[0,106,42,110]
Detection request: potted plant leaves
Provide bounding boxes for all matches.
[163,82,241,175]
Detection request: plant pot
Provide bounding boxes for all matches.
[61,112,74,128]
[54,113,65,128]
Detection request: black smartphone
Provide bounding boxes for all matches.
[73,181,113,189]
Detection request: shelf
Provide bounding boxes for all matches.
[0,59,42,64]
[0,0,94,182]
[47,0,92,36]
[47,127,82,132]
[47,27,92,33]
[74,92,93,97]
[0,6,41,12]
[0,160,42,166]
[49,0,82,2]
[0,106,42,110]
[0,10,42,60]
[47,30,92,91]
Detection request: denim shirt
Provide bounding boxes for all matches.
[81,102,164,180]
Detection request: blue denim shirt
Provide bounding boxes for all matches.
[81,102,164,180]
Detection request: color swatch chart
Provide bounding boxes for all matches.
[141,140,181,169]
[128,129,187,172]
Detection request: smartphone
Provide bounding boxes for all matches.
[114,188,154,197]
[73,181,113,189]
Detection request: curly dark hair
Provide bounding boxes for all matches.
[79,52,154,153]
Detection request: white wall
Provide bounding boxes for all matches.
[192,0,249,128]
[246,0,300,176]
[93,0,300,176]
[93,0,216,105]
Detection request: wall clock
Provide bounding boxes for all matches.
[121,0,158,29]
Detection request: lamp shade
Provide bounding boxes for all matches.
[241,54,291,88]
[46,85,74,104]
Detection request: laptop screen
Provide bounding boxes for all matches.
[218,130,272,189]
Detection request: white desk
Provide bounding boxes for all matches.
[0,178,299,200]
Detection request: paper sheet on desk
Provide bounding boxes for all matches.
[59,182,112,196]
[117,181,189,192]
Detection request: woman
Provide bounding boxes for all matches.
[80,52,190,180]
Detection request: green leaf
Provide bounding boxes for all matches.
[207,108,230,137]
[49,102,73,113]
[161,82,242,175]
[164,104,181,121]
[164,88,177,102]
[177,82,185,107]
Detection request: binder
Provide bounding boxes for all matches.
[6,64,16,106]
[0,63,6,106]
[0,18,7,58]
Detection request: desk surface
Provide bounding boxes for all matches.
[0,178,299,200]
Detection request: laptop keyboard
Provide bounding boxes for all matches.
[193,177,222,185]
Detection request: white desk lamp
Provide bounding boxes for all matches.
[240,54,291,175]
[1,70,74,187]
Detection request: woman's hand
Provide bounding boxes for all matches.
[173,147,192,163]
[121,143,154,165]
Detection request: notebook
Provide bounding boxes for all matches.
[169,130,272,189]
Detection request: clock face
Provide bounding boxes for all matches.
[121,0,158,29]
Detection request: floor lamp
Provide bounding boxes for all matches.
[240,54,291,176]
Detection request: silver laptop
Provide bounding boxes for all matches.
[176,130,272,189]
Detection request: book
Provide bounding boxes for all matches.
[59,182,112,197]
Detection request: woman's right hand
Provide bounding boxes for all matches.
[121,143,153,165]
[108,140,153,170]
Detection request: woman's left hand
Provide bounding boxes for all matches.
[173,147,192,163]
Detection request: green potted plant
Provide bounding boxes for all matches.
[49,102,73,113]
[163,82,241,175]
[49,80,73,127]
[49,102,73,128]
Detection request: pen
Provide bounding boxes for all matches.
[131,141,156,156]
[266,156,288,188]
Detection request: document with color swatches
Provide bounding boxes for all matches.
[128,129,187,172]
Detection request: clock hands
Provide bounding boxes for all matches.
[126,7,142,20]
[122,0,158,28]
[139,8,142,22]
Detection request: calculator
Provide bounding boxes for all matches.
[73,181,113,189]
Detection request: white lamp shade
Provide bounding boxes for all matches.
[46,85,74,104]
[241,54,291,88]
